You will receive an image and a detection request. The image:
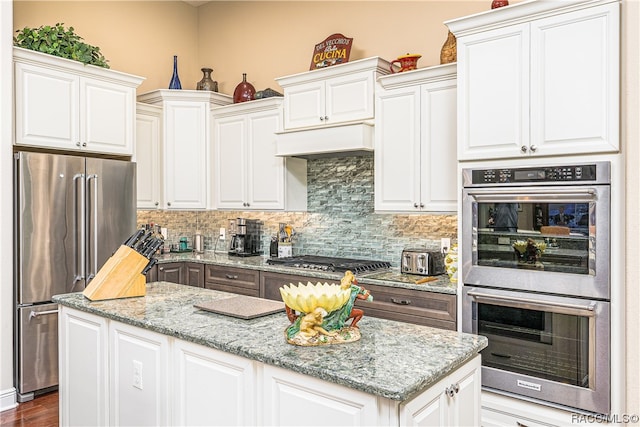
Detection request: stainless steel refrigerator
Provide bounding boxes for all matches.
[14,151,136,402]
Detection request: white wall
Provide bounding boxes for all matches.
[0,0,16,412]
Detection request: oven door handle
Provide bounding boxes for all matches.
[467,290,596,317]
[467,188,597,203]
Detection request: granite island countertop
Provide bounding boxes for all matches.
[53,282,486,402]
[155,252,457,294]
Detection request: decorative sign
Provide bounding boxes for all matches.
[309,33,353,70]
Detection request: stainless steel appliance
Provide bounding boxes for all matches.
[228,218,262,257]
[460,161,611,415]
[461,162,610,300]
[14,151,136,402]
[266,255,391,274]
[401,249,444,276]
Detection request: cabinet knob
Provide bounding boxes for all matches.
[530,144,538,152]
[445,385,455,398]
[324,116,328,121]
[319,116,325,121]
[159,267,164,271]
[419,203,424,208]
[82,142,87,147]
[167,202,172,207]
[414,203,419,208]
[76,142,81,147]
[520,145,528,153]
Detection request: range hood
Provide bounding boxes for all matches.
[275,122,374,159]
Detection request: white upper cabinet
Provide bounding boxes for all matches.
[276,57,392,131]
[14,47,144,156]
[212,98,307,211]
[448,0,619,161]
[135,103,163,209]
[375,64,457,213]
[137,90,232,210]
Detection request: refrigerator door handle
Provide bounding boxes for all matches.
[73,173,85,283]
[87,174,99,281]
[29,309,59,319]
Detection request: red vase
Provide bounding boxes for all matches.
[491,0,509,8]
[233,73,255,103]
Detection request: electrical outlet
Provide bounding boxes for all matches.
[440,238,451,254]
[219,227,226,240]
[133,360,143,390]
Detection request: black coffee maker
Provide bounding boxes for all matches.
[228,218,263,257]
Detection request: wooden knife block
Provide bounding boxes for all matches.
[83,245,148,301]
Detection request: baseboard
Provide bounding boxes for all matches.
[0,387,17,412]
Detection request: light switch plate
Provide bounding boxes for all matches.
[219,227,226,240]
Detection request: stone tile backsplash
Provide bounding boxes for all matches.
[137,155,457,267]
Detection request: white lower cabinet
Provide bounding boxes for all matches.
[262,364,383,426]
[58,307,109,426]
[481,390,579,426]
[109,321,171,426]
[399,354,481,426]
[172,339,256,426]
[59,306,481,426]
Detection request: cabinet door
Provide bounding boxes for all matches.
[458,23,530,160]
[213,114,247,209]
[136,107,163,209]
[82,78,135,155]
[246,108,285,209]
[529,3,619,156]
[283,79,325,130]
[164,101,208,209]
[109,322,170,426]
[184,262,204,287]
[14,62,79,150]
[173,339,256,426]
[374,85,421,211]
[420,80,457,212]
[262,364,379,426]
[157,262,185,284]
[59,307,109,426]
[325,70,375,125]
[400,375,449,426]
[447,355,481,427]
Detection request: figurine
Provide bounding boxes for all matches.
[280,271,373,346]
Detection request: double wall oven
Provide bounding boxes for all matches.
[461,162,611,415]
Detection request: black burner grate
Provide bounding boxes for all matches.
[266,255,391,273]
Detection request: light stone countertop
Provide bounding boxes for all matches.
[53,282,486,402]
[155,252,457,295]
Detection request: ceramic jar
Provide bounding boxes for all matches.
[196,68,218,92]
[390,53,421,73]
[233,73,255,103]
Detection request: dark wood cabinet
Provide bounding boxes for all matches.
[354,283,456,331]
[157,262,185,284]
[260,271,456,330]
[205,265,260,297]
[185,262,205,287]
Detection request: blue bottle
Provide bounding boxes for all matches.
[169,55,182,90]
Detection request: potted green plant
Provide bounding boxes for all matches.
[14,23,109,68]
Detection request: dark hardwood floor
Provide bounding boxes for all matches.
[0,391,58,427]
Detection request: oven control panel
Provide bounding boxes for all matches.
[466,164,603,185]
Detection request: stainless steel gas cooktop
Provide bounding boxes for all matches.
[266,255,391,274]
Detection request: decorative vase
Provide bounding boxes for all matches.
[233,73,256,103]
[196,67,218,92]
[168,55,182,90]
[491,0,509,9]
[440,31,457,64]
[444,244,458,284]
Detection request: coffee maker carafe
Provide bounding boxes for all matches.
[228,218,262,257]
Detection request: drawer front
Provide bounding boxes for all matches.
[260,271,323,301]
[355,283,456,330]
[205,265,259,293]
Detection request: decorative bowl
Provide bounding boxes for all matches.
[280,282,351,314]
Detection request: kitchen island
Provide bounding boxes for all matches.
[54,282,486,426]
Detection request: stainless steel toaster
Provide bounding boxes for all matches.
[401,249,445,276]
